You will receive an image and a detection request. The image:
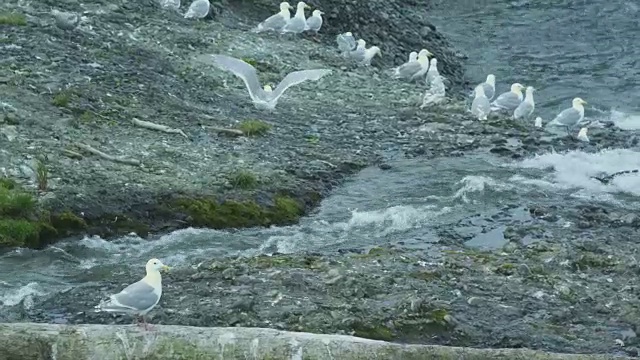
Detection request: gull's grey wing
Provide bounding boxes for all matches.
[337,35,353,52]
[271,69,332,100]
[514,101,534,120]
[345,35,356,50]
[113,280,159,312]
[306,16,322,32]
[472,96,491,120]
[394,61,421,79]
[282,17,306,33]
[492,92,521,110]
[259,13,286,32]
[481,83,495,100]
[211,55,264,101]
[551,108,581,126]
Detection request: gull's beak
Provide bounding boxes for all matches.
[582,99,588,105]
[162,265,171,272]
[305,4,311,9]
[427,51,434,56]
[289,5,294,9]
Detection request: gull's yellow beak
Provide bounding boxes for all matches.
[581,99,588,105]
[162,265,171,272]
[305,4,311,9]
[427,51,434,56]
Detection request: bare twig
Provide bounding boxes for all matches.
[62,148,83,160]
[132,118,188,139]
[75,143,141,166]
[201,125,244,137]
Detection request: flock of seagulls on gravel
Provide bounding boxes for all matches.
[50,0,590,141]
[470,75,590,140]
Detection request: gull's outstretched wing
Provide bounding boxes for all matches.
[271,69,332,101]
[211,55,263,101]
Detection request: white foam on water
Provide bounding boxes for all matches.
[510,148,640,199]
[453,175,512,203]
[609,110,640,130]
[0,282,43,307]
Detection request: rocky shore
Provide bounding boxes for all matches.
[0,0,631,250]
[2,0,640,358]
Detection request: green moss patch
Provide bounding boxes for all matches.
[173,194,303,229]
[238,119,271,137]
[0,12,27,26]
[228,170,258,190]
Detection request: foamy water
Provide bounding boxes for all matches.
[2,152,640,309]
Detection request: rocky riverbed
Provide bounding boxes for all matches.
[2,0,640,358]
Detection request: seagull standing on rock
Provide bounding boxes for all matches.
[548,97,588,133]
[471,84,491,120]
[491,83,525,111]
[475,74,496,101]
[184,0,210,19]
[253,2,292,33]
[513,86,535,120]
[52,9,80,31]
[425,58,441,86]
[305,10,323,34]
[282,1,310,34]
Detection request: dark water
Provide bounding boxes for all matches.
[430,0,640,119]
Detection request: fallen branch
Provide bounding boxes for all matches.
[61,148,83,160]
[201,125,244,137]
[75,143,141,167]
[132,118,188,139]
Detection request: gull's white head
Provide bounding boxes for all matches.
[356,39,366,49]
[263,84,273,92]
[368,46,381,57]
[345,31,353,36]
[510,83,525,94]
[146,258,170,274]
[572,97,587,108]
[296,1,310,11]
[430,58,437,67]
[280,2,293,11]
[312,9,323,16]
[474,84,486,97]
[408,51,418,62]
[486,74,496,86]
[418,49,433,58]
[525,86,535,97]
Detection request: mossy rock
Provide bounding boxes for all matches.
[173,194,303,229]
[0,12,27,26]
[50,211,88,237]
[0,184,36,218]
[351,322,395,342]
[0,219,40,248]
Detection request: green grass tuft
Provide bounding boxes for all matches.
[0,12,27,26]
[229,170,258,190]
[238,119,271,137]
[52,91,72,107]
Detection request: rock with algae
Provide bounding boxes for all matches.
[0,323,630,360]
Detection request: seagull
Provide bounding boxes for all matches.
[425,58,441,86]
[159,0,181,10]
[184,0,210,19]
[361,46,381,66]
[471,84,491,120]
[253,2,293,33]
[336,32,356,55]
[548,97,588,133]
[410,49,434,82]
[475,74,496,101]
[210,54,332,110]
[491,83,525,111]
[51,9,80,31]
[282,1,310,34]
[421,74,446,108]
[392,49,430,80]
[304,9,323,34]
[513,86,535,120]
[95,258,170,330]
